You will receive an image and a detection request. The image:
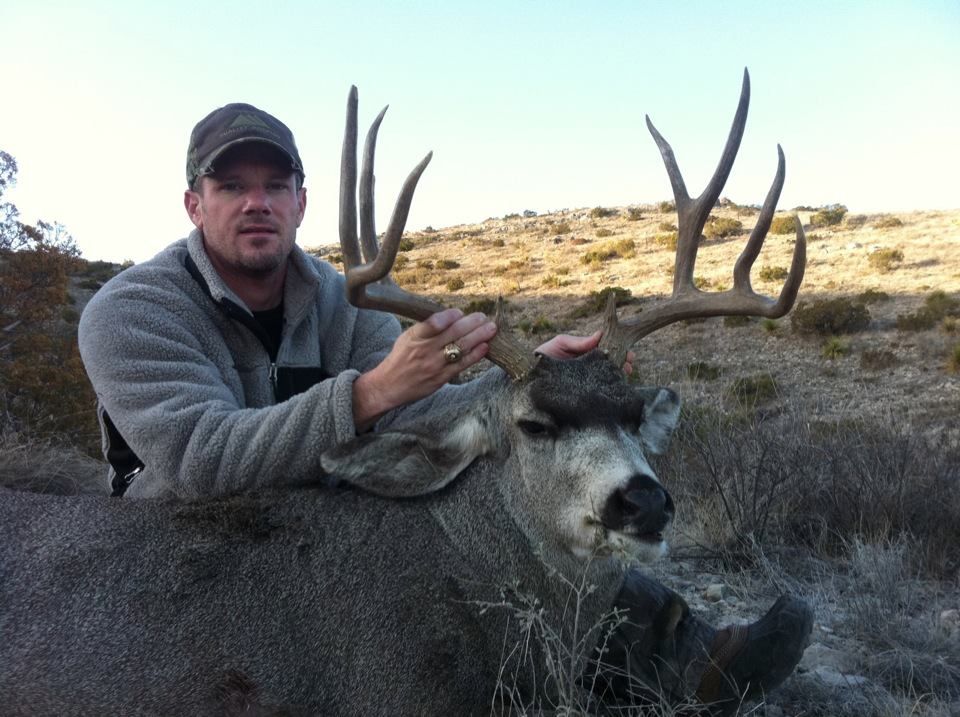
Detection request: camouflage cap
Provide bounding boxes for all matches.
[186,103,304,187]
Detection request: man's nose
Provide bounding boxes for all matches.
[242,187,271,213]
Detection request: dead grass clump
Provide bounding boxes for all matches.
[436,259,460,270]
[726,373,779,408]
[791,298,871,336]
[0,434,106,495]
[657,221,677,232]
[657,200,675,213]
[860,348,898,371]
[872,215,904,230]
[554,222,572,235]
[595,228,613,238]
[652,232,678,251]
[463,298,497,315]
[687,361,721,381]
[445,277,465,292]
[868,248,905,273]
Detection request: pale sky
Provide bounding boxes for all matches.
[2,0,958,263]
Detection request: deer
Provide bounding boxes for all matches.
[0,69,805,715]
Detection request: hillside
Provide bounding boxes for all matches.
[308,204,960,446]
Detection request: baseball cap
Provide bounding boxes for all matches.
[186,103,304,187]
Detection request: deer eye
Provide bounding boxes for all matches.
[518,420,550,437]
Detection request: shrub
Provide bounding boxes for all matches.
[791,298,870,336]
[723,315,751,328]
[393,255,410,270]
[445,277,465,291]
[924,289,960,318]
[726,373,779,407]
[703,216,743,240]
[463,299,497,315]
[657,221,677,232]
[844,214,868,229]
[580,239,635,266]
[896,309,938,331]
[595,228,613,238]
[761,318,779,333]
[943,317,958,334]
[518,315,555,335]
[626,207,643,221]
[503,212,521,220]
[652,232,678,251]
[541,274,566,289]
[821,336,849,359]
[687,362,721,381]
[554,222,572,235]
[857,288,890,304]
[948,344,960,374]
[398,238,415,252]
[60,307,79,323]
[769,215,798,235]
[569,286,634,318]
[492,238,505,248]
[872,215,904,229]
[589,206,616,219]
[416,259,434,269]
[658,200,675,213]
[810,204,848,227]
[436,259,460,270]
[758,266,789,282]
[868,248,904,273]
[861,349,898,371]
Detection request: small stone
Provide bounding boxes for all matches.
[704,583,726,602]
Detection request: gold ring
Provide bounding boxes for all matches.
[443,342,463,363]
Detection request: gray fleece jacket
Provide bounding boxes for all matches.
[78,230,486,499]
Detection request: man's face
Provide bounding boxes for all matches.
[183,145,307,278]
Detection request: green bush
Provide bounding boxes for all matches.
[590,206,617,219]
[895,309,938,331]
[810,204,848,227]
[762,318,779,333]
[868,248,904,273]
[821,336,849,359]
[857,288,890,304]
[569,286,634,318]
[948,344,960,374]
[758,266,789,282]
[791,298,870,336]
[626,207,644,221]
[580,239,635,265]
[703,216,743,239]
[463,298,497,315]
[687,361,721,381]
[518,315,555,335]
[435,259,460,270]
[769,215,798,235]
[398,238,415,252]
[924,290,960,318]
[658,200,675,213]
[844,214,868,229]
[445,277,465,292]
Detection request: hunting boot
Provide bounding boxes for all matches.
[589,570,813,715]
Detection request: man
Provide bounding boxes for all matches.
[78,101,810,713]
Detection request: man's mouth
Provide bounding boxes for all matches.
[239,225,277,236]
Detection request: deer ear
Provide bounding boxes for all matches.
[638,388,681,455]
[321,415,492,498]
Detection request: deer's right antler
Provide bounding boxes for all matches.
[598,69,807,368]
[339,87,535,380]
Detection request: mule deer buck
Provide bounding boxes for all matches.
[0,70,805,714]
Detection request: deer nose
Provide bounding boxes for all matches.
[601,474,674,538]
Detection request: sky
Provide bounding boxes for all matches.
[2,0,958,263]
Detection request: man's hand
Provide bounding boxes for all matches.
[536,331,635,375]
[353,309,497,432]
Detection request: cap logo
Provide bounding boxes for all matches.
[228,113,272,130]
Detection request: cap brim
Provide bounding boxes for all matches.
[196,137,304,179]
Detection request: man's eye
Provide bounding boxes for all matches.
[220,182,242,192]
[268,182,289,191]
[518,420,550,437]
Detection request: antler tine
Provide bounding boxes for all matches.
[599,70,807,369]
[338,87,536,380]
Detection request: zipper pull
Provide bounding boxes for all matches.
[268,363,278,394]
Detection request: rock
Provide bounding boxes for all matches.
[704,583,726,602]
[940,608,960,633]
[800,642,857,673]
[811,666,869,688]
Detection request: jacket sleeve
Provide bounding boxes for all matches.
[78,273,400,499]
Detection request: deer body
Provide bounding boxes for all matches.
[0,356,675,715]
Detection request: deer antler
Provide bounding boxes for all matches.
[598,69,807,368]
[339,86,535,380]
